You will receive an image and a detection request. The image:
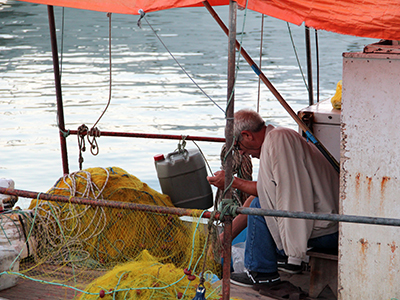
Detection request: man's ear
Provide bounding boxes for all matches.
[241,130,253,141]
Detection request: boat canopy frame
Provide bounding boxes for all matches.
[12,2,399,299]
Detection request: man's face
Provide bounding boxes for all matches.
[234,132,262,158]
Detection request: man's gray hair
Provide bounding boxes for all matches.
[234,109,265,141]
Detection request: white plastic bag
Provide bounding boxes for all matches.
[232,242,246,273]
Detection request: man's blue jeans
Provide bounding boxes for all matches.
[244,197,338,273]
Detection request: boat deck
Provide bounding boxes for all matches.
[0,271,336,300]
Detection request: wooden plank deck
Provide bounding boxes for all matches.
[0,271,337,300]
[0,278,82,300]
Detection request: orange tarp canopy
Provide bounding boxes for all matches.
[17,0,400,41]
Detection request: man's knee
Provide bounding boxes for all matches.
[249,197,261,209]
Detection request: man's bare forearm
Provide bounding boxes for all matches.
[232,177,258,196]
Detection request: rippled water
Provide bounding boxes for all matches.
[0,0,375,208]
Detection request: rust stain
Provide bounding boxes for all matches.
[389,241,397,286]
[390,241,397,253]
[359,238,369,255]
[366,176,372,199]
[381,176,390,191]
[355,173,361,197]
[380,176,390,212]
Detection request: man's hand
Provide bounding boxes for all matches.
[207,170,226,190]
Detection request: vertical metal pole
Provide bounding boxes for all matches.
[47,5,69,175]
[315,29,320,103]
[222,1,236,299]
[305,26,313,106]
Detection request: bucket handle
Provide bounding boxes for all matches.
[167,149,189,163]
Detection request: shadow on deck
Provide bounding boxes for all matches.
[0,270,337,300]
[228,271,337,300]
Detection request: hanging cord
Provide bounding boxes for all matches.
[287,22,308,92]
[137,9,225,114]
[77,124,88,170]
[84,12,114,159]
[256,14,264,113]
[55,7,70,138]
[60,7,64,79]
[191,140,213,175]
[226,0,249,115]
[91,12,113,130]
[315,29,320,103]
[76,12,113,168]
[194,211,221,300]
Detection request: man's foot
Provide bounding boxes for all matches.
[230,269,280,288]
[277,261,303,274]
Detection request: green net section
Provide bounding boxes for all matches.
[1,167,224,299]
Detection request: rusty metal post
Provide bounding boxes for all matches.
[0,187,220,219]
[222,216,233,298]
[222,1,237,299]
[47,5,69,175]
[202,1,339,173]
[67,130,225,143]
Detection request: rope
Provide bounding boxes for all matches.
[287,22,308,91]
[222,0,250,203]
[191,140,213,175]
[218,198,240,221]
[31,168,109,266]
[214,144,253,209]
[91,12,113,129]
[257,14,265,113]
[60,7,64,79]
[77,124,88,170]
[137,9,225,114]
[77,12,113,165]
[226,0,249,117]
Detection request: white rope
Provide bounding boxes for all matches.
[33,168,110,265]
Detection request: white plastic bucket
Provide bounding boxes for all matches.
[154,149,213,209]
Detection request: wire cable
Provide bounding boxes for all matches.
[139,10,225,114]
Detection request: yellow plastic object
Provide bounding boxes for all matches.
[331,80,342,109]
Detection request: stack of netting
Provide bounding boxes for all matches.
[21,167,222,299]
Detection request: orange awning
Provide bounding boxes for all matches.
[17,0,400,40]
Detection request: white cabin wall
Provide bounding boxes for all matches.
[339,53,400,299]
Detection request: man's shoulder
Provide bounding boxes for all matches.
[267,126,300,139]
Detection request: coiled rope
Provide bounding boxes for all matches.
[214,144,252,210]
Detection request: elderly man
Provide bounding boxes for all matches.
[207,109,339,289]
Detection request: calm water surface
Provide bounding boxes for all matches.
[0,0,375,208]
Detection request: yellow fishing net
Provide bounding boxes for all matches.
[78,250,219,299]
[8,166,224,299]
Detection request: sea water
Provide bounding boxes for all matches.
[0,0,375,208]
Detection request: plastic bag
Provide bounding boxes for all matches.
[232,242,246,273]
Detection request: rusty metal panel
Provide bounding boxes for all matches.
[340,51,400,299]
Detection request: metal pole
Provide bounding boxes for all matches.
[0,187,217,219]
[305,26,314,106]
[48,5,69,175]
[202,1,339,173]
[222,1,237,299]
[68,130,225,143]
[315,29,320,103]
[2,187,400,227]
[236,207,400,227]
